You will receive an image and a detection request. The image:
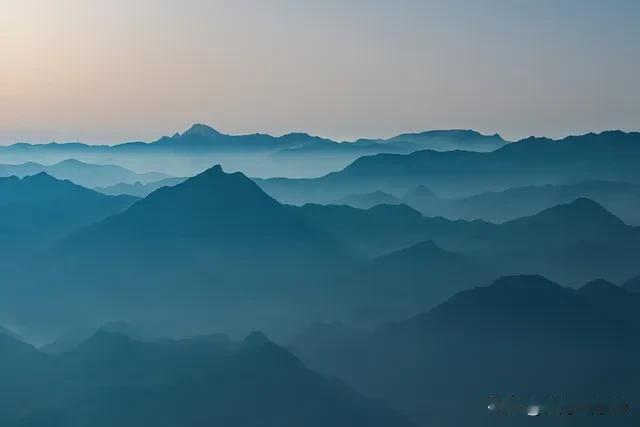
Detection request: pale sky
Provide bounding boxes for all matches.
[1,0,639,144]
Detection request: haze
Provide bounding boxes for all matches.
[1,0,639,145]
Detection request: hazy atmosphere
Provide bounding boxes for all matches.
[2,1,640,426]
[2,0,639,144]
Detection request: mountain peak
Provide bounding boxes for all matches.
[195,164,224,176]
[182,123,222,138]
[55,158,89,166]
[131,164,276,215]
[405,184,437,199]
[506,197,626,230]
[25,171,59,182]
[545,197,625,224]
[579,279,627,297]
[374,240,461,267]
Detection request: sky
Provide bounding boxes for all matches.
[1,0,639,144]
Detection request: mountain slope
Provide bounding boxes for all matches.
[296,275,640,426]
[2,332,415,427]
[578,279,640,328]
[0,173,137,255]
[298,198,640,285]
[356,241,495,319]
[8,166,352,337]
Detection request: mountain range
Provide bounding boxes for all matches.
[334,181,640,225]
[0,125,506,178]
[1,128,640,426]
[257,130,640,203]
[3,165,353,337]
[292,275,640,426]
[0,173,137,258]
[0,159,168,188]
[298,198,640,287]
[4,164,640,338]
[0,330,414,427]
[95,177,187,197]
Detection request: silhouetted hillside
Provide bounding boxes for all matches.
[351,241,495,322]
[578,279,640,328]
[0,173,137,256]
[0,331,414,427]
[294,275,640,426]
[9,166,352,336]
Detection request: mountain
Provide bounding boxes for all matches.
[257,130,640,204]
[62,165,339,254]
[6,165,352,337]
[0,173,137,256]
[478,198,640,285]
[0,125,512,179]
[40,321,152,354]
[385,129,506,152]
[400,185,440,215]
[1,331,414,427]
[95,177,187,197]
[298,198,640,286]
[497,197,629,243]
[296,203,490,258]
[294,275,640,426]
[333,190,401,209]
[403,181,640,225]
[578,279,640,328]
[352,241,495,322]
[0,159,168,187]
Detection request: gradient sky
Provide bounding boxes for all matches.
[1,0,639,144]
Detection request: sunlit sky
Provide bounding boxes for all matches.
[1,0,639,144]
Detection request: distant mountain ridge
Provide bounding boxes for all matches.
[258,130,640,203]
[299,197,640,286]
[400,180,640,225]
[0,124,509,178]
[1,124,505,153]
[0,159,168,187]
[95,177,187,197]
